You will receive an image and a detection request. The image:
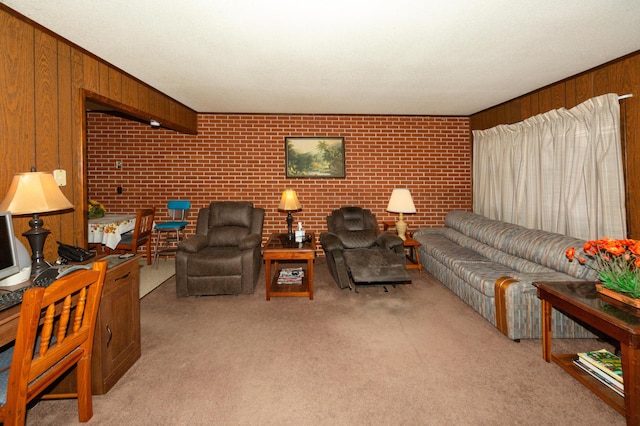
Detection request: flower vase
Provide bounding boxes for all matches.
[595,284,640,309]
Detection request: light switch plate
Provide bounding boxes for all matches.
[53,169,67,186]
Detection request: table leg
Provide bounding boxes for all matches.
[413,246,422,273]
[265,258,271,301]
[620,343,640,424]
[308,258,314,300]
[541,299,552,362]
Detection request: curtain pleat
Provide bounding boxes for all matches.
[472,93,626,240]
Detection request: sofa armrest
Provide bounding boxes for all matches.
[178,234,208,253]
[239,233,262,250]
[376,231,404,250]
[320,232,344,252]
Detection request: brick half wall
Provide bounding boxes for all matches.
[87,113,471,244]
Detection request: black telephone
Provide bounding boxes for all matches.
[57,241,95,262]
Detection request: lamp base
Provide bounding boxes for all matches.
[395,213,408,241]
[23,214,51,277]
[286,211,295,240]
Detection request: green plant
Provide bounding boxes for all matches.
[566,238,640,298]
[88,200,106,219]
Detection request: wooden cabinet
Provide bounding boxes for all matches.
[91,256,141,394]
[52,256,141,395]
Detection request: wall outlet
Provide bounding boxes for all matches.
[116,160,122,169]
[53,169,66,186]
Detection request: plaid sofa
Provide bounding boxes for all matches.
[413,210,598,340]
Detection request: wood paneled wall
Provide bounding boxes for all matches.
[0,6,197,261]
[470,51,640,238]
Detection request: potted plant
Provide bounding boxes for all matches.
[566,238,640,307]
[88,200,106,219]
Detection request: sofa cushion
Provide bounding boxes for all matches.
[443,210,597,280]
[208,226,249,247]
[336,229,377,249]
[442,228,552,274]
[187,247,243,276]
[208,201,254,228]
[344,247,410,283]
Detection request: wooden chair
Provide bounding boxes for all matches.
[115,208,155,265]
[0,260,107,425]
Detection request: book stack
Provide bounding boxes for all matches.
[277,267,304,285]
[573,349,623,397]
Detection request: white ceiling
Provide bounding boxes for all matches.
[3,0,640,116]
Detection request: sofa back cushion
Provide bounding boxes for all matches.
[206,201,254,247]
[328,207,378,249]
[444,210,597,280]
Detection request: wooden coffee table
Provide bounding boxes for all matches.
[534,281,640,423]
[263,233,316,300]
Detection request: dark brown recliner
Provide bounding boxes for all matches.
[175,201,264,296]
[320,206,410,291]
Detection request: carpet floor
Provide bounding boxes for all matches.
[26,258,623,425]
[139,257,175,299]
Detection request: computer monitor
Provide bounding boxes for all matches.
[0,211,20,281]
[0,211,31,287]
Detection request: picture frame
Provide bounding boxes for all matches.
[285,137,346,178]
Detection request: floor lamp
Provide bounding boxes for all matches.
[0,172,74,276]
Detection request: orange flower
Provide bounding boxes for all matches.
[583,241,597,256]
[565,247,575,260]
[570,237,640,298]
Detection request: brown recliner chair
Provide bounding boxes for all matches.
[175,201,264,296]
[320,206,411,291]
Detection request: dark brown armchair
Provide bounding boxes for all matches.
[320,206,411,291]
[176,201,264,297]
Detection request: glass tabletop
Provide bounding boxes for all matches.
[264,233,315,251]
[535,281,640,327]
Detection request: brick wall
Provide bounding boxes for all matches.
[87,113,471,244]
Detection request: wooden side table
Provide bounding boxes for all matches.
[534,281,639,423]
[382,222,422,273]
[402,236,423,273]
[263,233,316,300]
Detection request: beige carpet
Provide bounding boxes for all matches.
[138,258,175,298]
[26,258,623,425]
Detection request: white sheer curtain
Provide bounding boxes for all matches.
[472,93,626,240]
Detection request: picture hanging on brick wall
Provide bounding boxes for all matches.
[285,137,345,178]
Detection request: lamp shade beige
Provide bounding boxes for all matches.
[278,189,301,211]
[0,172,73,215]
[386,188,416,214]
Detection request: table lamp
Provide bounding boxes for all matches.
[278,189,301,240]
[386,188,416,241]
[0,171,74,276]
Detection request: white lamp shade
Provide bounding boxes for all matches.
[386,188,416,214]
[0,172,73,215]
[278,189,301,211]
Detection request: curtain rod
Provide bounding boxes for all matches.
[619,94,633,100]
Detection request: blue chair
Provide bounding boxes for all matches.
[154,200,191,264]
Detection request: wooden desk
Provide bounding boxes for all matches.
[0,255,140,395]
[534,281,638,423]
[263,233,316,300]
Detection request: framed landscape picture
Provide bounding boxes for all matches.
[285,137,346,178]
